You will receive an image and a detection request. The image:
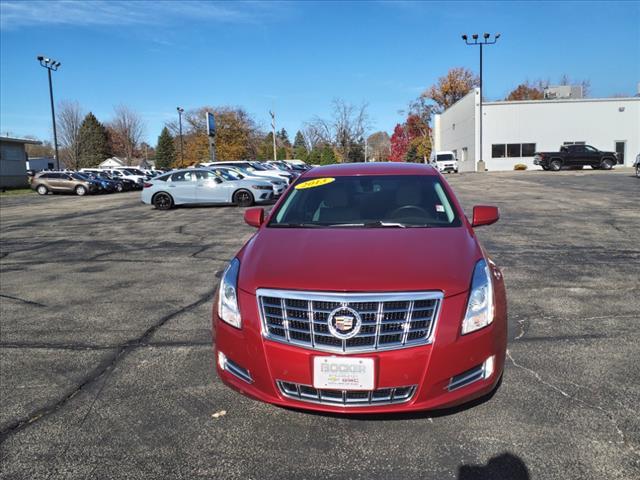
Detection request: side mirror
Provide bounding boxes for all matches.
[244,207,265,228]
[214,177,223,184]
[471,205,499,227]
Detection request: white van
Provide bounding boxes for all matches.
[430,151,459,174]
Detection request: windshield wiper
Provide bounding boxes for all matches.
[365,221,407,228]
[269,223,325,228]
[365,221,432,228]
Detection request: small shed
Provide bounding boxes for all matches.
[0,136,42,188]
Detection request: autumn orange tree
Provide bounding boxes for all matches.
[506,82,544,101]
[165,106,262,166]
[422,67,479,112]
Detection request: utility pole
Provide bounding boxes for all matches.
[461,33,500,170]
[176,107,184,166]
[269,110,277,161]
[37,56,61,170]
[364,137,368,162]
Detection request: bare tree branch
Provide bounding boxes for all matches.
[110,105,145,164]
[57,100,84,169]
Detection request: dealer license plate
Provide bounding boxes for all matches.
[313,356,374,391]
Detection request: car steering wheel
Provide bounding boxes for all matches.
[387,205,428,218]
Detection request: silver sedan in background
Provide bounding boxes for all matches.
[206,165,288,197]
[141,168,275,210]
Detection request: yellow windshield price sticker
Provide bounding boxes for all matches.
[294,177,335,190]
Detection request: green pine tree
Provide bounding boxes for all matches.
[78,112,109,167]
[277,128,291,147]
[319,144,337,165]
[306,148,321,165]
[155,127,176,169]
[293,131,308,161]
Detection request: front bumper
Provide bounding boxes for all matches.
[438,164,458,173]
[213,287,507,413]
[254,189,274,203]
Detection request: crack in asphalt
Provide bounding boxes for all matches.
[0,294,47,308]
[0,289,215,444]
[506,349,639,458]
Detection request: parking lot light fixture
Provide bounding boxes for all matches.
[461,33,501,170]
[37,55,61,170]
[177,107,185,166]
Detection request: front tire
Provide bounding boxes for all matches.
[233,189,254,207]
[36,185,48,195]
[115,183,124,192]
[153,192,173,210]
[635,165,640,178]
[75,185,87,196]
[549,160,562,171]
[541,165,550,171]
[600,159,614,170]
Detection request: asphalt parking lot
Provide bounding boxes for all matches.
[1,169,638,479]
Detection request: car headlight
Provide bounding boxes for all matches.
[461,259,494,335]
[217,258,241,328]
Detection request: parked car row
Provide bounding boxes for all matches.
[142,161,314,210]
[29,161,316,200]
[30,166,170,196]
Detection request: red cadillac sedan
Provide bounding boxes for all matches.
[213,162,507,413]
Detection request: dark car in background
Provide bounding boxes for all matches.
[534,144,619,171]
[82,172,124,192]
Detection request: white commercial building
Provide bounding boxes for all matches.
[433,88,640,172]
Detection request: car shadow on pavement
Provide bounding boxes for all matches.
[458,452,530,480]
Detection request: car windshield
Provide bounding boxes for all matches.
[71,172,89,181]
[436,154,454,161]
[209,169,235,181]
[269,175,461,228]
[249,162,268,171]
[221,169,243,179]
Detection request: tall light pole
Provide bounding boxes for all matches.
[176,107,184,166]
[269,110,277,161]
[37,55,61,170]
[461,33,500,169]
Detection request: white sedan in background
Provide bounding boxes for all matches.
[141,168,275,210]
[206,165,287,197]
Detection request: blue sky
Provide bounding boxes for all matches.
[1,0,639,145]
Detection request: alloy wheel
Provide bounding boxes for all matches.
[153,193,172,210]
[234,190,254,207]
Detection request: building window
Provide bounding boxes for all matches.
[493,143,537,158]
[507,144,521,157]
[521,143,536,157]
[492,144,506,158]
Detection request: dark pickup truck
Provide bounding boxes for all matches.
[534,144,619,171]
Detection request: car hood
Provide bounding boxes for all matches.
[239,177,273,186]
[253,171,290,179]
[237,227,481,297]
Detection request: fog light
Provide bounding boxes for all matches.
[217,351,227,370]
[483,355,495,379]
